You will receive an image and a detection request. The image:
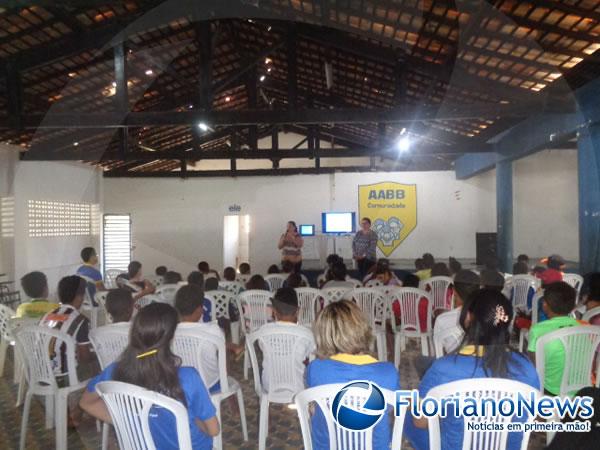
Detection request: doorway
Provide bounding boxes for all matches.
[223,215,250,269]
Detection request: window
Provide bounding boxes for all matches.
[1,197,15,238]
[28,199,92,237]
[103,214,131,272]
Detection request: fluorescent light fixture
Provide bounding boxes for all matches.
[259,75,266,82]
[396,136,410,152]
[198,122,209,132]
[145,69,153,75]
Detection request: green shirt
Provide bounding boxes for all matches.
[15,299,58,319]
[527,315,580,395]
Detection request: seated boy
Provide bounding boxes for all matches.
[223,267,237,282]
[528,281,579,395]
[17,271,57,318]
[76,247,106,305]
[257,287,315,392]
[104,288,134,325]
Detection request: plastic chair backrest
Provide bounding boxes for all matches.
[346,278,363,288]
[236,274,251,284]
[94,291,111,322]
[582,306,600,323]
[510,275,538,311]
[265,274,287,292]
[95,381,193,450]
[155,284,179,304]
[420,276,453,311]
[236,290,272,334]
[89,324,130,369]
[0,303,14,342]
[426,378,539,450]
[173,325,228,393]
[320,287,352,305]
[396,288,432,334]
[218,281,245,295]
[530,291,544,326]
[535,326,600,396]
[563,273,584,297]
[295,288,322,325]
[246,325,315,399]
[365,279,383,288]
[294,383,405,450]
[104,270,123,289]
[15,325,79,388]
[349,288,387,330]
[135,294,160,311]
[205,290,236,321]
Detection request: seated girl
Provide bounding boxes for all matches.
[306,300,400,450]
[80,303,219,450]
[404,288,540,450]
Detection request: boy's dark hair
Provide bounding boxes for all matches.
[414,258,424,271]
[20,271,48,298]
[81,247,97,263]
[448,257,462,275]
[246,274,268,290]
[402,273,420,288]
[512,262,529,275]
[223,267,236,281]
[331,262,347,281]
[422,253,435,269]
[267,264,280,274]
[106,289,133,322]
[174,284,204,317]
[128,261,142,279]
[197,261,209,273]
[543,282,576,315]
[273,287,299,316]
[239,262,251,274]
[517,254,529,263]
[431,262,450,277]
[163,271,182,285]
[480,270,504,291]
[205,278,219,291]
[326,254,342,266]
[281,260,294,273]
[58,275,87,304]
[155,266,168,276]
[453,270,481,303]
[285,273,303,288]
[187,271,204,287]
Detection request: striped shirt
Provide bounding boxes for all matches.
[352,230,378,260]
[280,234,302,260]
[39,304,90,375]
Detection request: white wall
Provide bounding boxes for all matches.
[513,149,578,261]
[103,170,497,274]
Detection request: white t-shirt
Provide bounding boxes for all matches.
[176,322,224,389]
[433,307,464,354]
[257,321,315,393]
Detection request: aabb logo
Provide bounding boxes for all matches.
[367,189,405,200]
[331,381,386,431]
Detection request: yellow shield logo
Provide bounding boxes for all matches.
[358,182,417,256]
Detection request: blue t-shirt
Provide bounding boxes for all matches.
[404,352,540,450]
[202,298,212,323]
[306,357,400,450]
[87,363,216,450]
[77,265,103,304]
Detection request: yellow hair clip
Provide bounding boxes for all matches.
[136,349,158,359]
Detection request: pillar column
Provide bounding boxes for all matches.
[496,159,513,274]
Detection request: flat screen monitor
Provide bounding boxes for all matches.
[299,224,315,236]
[322,212,356,234]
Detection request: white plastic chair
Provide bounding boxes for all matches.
[155,284,179,305]
[147,275,163,287]
[535,326,600,395]
[94,291,110,324]
[563,273,584,299]
[433,326,464,358]
[365,278,383,288]
[104,269,123,289]
[420,276,453,311]
[95,381,193,450]
[346,278,363,288]
[236,290,273,379]
[264,274,287,292]
[295,383,406,450]
[15,326,88,450]
[79,274,100,329]
[518,290,544,352]
[349,288,388,361]
[205,290,241,344]
[426,378,540,450]
[246,325,315,450]
[218,281,245,295]
[173,326,248,449]
[391,288,432,365]
[0,303,15,377]
[295,288,322,326]
[8,316,39,407]
[582,306,600,322]
[236,273,251,285]
[508,275,539,312]
[134,294,160,312]
[320,287,352,305]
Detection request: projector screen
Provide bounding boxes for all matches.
[299,224,315,236]
[322,212,356,234]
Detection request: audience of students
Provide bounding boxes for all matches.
[528,281,578,395]
[163,271,182,285]
[307,300,399,450]
[405,289,540,450]
[16,271,57,318]
[80,303,220,449]
[321,262,355,289]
